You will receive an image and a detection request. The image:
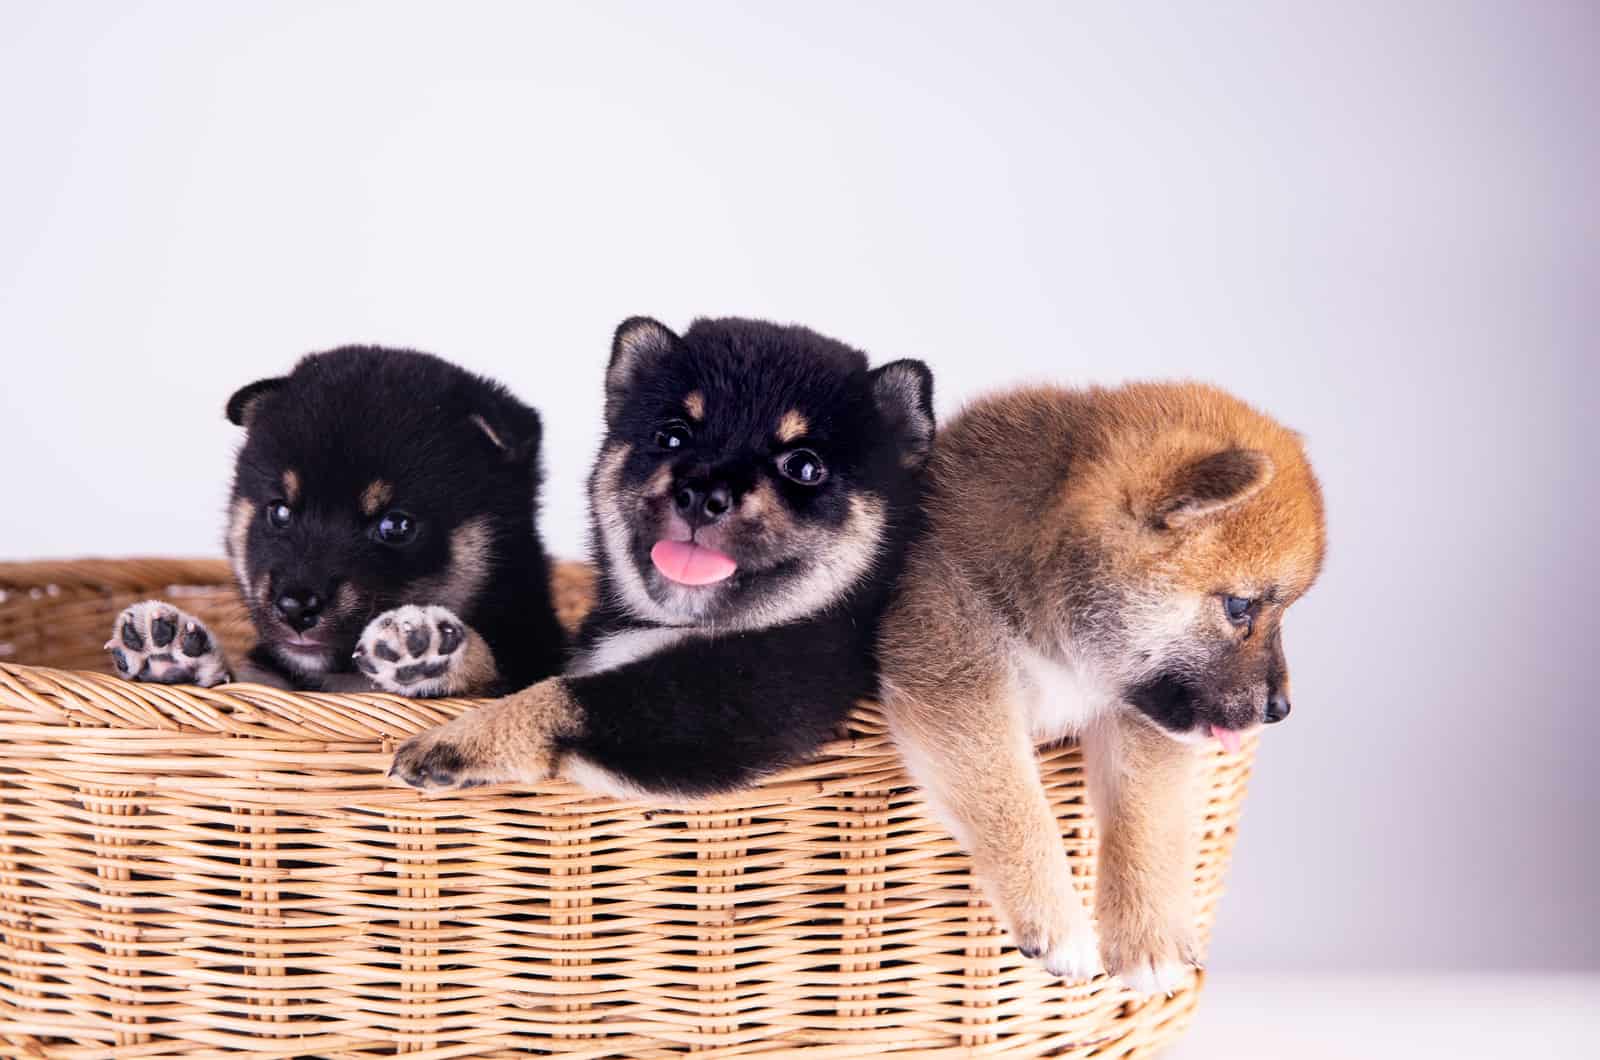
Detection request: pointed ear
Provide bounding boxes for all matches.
[1152,448,1274,529]
[606,317,680,427]
[225,376,287,427]
[868,358,935,469]
[468,399,543,465]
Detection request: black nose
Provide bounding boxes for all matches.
[673,481,733,526]
[1264,692,1291,724]
[274,589,324,633]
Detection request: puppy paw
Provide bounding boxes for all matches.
[1008,890,1103,981]
[389,691,563,792]
[1100,919,1201,997]
[353,605,491,697]
[106,602,230,687]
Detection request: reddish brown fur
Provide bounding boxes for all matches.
[916,383,1323,644]
[880,381,1325,993]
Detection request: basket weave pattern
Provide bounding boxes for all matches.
[0,559,1253,1057]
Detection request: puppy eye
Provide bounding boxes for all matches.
[655,422,693,451]
[266,501,293,529]
[375,511,417,546]
[777,449,827,486]
[1223,595,1253,624]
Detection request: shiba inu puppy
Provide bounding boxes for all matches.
[107,346,566,696]
[877,383,1325,994]
[389,316,933,795]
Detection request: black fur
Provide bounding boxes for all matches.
[557,317,934,795]
[226,346,565,691]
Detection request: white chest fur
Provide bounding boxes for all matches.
[567,627,695,678]
[1012,642,1118,742]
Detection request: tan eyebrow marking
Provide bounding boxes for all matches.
[361,479,394,517]
[683,391,706,421]
[281,469,300,504]
[741,478,776,517]
[776,409,809,444]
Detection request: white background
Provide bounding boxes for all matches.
[2,0,1594,1007]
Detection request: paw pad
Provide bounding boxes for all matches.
[354,605,474,697]
[106,602,230,687]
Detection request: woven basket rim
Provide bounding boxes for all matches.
[0,555,236,591]
[0,555,913,808]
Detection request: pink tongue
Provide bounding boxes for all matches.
[650,539,738,586]
[1210,725,1242,754]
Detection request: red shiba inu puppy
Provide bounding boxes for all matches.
[878,382,1325,994]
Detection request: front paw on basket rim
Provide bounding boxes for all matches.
[388,690,567,792]
[389,733,488,791]
[388,720,533,792]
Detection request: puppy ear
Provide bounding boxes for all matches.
[606,317,680,427]
[1153,448,1274,528]
[225,376,287,427]
[868,359,936,469]
[469,401,543,464]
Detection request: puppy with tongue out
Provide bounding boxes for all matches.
[391,316,935,800]
[650,538,737,587]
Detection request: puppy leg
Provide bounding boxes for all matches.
[389,678,580,790]
[354,605,500,697]
[887,691,1101,981]
[1082,712,1201,995]
[392,619,863,798]
[106,601,231,687]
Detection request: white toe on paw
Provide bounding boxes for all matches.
[106,601,230,687]
[354,605,471,697]
[1042,926,1104,982]
[1115,958,1193,997]
[1100,911,1202,996]
[1011,894,1103,982]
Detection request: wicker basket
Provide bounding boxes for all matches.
[0,558,1255,1058]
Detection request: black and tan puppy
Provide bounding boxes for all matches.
[878,383,1325,993]
[107,346,566,696]
[390,317,933,795]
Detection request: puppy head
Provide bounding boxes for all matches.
[224,346,540,677]
[593,316,933,629]
[1072,384,1326,746]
